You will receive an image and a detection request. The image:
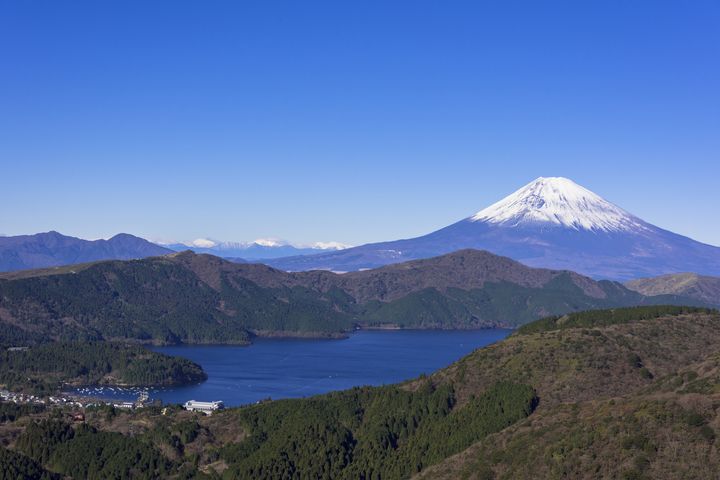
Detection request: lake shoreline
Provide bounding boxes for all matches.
[98,329,513,407]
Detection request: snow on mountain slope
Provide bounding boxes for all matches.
[190,238,218,248]
[470,177,647,232]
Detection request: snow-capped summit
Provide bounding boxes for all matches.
[253,238,285,248]
[309,241,353,250]
[470,177,646,232]
[190,238,218,248]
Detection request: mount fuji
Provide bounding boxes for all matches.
[265,177,720,280]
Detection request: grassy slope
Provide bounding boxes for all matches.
[626,272,720,307]
[416,308,720,480]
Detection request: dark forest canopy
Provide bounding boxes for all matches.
[0,342,206,394]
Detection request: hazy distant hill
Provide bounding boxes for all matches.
[0,250,704,346]
[626,272,720,306]
[266,177,720,281]
[0,231,172,272]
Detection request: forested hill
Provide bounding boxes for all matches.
[0,250,706,345]
[2,306,719,479]
[0,342,207,394]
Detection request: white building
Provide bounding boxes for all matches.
[183,400,224,414]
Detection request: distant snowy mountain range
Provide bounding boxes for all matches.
[159,238,351,260]
[265,177,720,280]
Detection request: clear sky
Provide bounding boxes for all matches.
[1,1,718,247]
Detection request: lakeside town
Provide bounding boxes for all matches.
[0,387,224,415]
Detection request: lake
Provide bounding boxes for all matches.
[72,329,510,407]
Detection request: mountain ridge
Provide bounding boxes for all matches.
[193,249,611,302]
[626,272,720,306]
[0,231,172,272]
[0,249,706,347]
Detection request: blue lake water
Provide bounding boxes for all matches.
[72,329,510,407]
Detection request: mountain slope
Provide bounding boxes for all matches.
[626,272,720,306]
[0,231,172,272]
[0,250,702,346]
[415,307,720,480]
[266,177,720,281]
[470,175,645,232]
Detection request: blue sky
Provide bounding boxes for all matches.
[1,1,719,246]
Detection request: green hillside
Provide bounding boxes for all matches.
[0,251,705,345]
[416,306,720,479]
[0,342,207,394]
[1,306,719,479]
